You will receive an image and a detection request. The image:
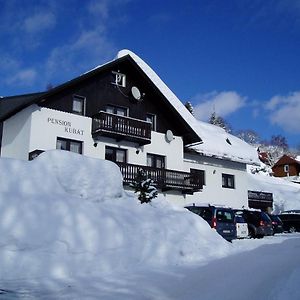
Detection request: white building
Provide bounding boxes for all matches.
[0,50,261,209]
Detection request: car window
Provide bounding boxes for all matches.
[235,215,246,223]
[216,210,234,223]
[261,212,271,222]
[201,208,213,221]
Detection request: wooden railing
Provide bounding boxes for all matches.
[116,162,204,193]
[92,111,151,145]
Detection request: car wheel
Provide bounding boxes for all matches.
[248,228,255,238]
[289,226,296,233]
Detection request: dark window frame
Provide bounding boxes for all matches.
[147,153,165,169]
[105,146,127,163]
[146,113,157,131]
[222,173,235,189]
[190,168,205,185]
[56,137,83,154]
[72,95,86,115]
[105,105,129,116]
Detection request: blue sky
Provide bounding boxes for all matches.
[1,0,300,148]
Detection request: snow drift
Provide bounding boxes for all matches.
[0,151,230,280]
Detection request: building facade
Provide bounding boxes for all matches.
[0,50,259,208]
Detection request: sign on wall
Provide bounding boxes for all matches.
[248,190,273,209]
[47,117,84,135]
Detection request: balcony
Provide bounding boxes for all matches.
[92,111,151,145]
[116,162,204,194]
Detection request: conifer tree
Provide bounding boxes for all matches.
[130,169,158,204]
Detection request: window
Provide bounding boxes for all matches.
[222,173,235,189]
[56,137,82,154]
[284,164,289,173]
[105,146,127,163]
[146,113,156,131]
[112,71,126,87]
[106,105,128,116]
[190,169,205,185]
[72,95,85,115]
[147,153,165,169]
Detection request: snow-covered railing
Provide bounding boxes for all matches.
[92,111,151,145]
[116,162,204,194]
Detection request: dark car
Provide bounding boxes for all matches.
[235,209,273,238]
[279,210,300,233]
[268,214,284,234]
[185,204,237,242]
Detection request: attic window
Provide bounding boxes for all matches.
[226,138,232,145]
[112,71,126,87]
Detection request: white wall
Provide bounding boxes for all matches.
[1,106,35,160]
[1,106,249,209]
[23,107,185,174]
[182,153,249,209]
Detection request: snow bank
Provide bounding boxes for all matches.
[117,49,259,165]
[0,151,230,280]
[247,172,300,213]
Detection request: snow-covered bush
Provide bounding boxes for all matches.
[130,168,158,203]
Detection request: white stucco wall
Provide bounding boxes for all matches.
[181,153,249,209]
[1,106,249,209]
[1,106,35,160]
[6,107,185,174]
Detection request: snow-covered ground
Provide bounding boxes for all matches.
[0,151,300,299]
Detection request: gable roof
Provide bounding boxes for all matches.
[273,154,300,167]
[116,50,259,165]
[0,92,45,121]
[1,49,259,164]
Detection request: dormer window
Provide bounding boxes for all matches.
[112,71,126,87]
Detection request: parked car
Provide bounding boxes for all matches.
[235,209,273,238]
[279,210,300,233]
[268,214,284,234]
[185,204,237,241]
[234,212,249,239]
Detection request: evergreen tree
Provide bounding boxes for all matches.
[209,112,232,133]
[184,101,194,115]
[130,169,158,204]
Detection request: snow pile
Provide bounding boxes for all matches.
[247,171,300,213]
[117,49,259,165]
[0,151,230,280]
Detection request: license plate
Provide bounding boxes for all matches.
[223,230,230,233]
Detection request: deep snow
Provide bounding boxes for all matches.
[0,151,300,299]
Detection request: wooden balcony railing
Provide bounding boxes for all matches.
[116,162,204,194]
[92,111,151,145]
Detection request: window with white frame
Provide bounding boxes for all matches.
[284,164,289,173]
[72,95,85,115]
[112,71,126,87]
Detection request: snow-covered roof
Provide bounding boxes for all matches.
[117,50,259,165]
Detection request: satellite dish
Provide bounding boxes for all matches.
[165,130,174,143]
[131,86,142,101]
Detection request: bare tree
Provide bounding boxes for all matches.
[235,129,261,145]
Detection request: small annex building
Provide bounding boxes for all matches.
[272,154,300,184]
[0,50,260,208]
